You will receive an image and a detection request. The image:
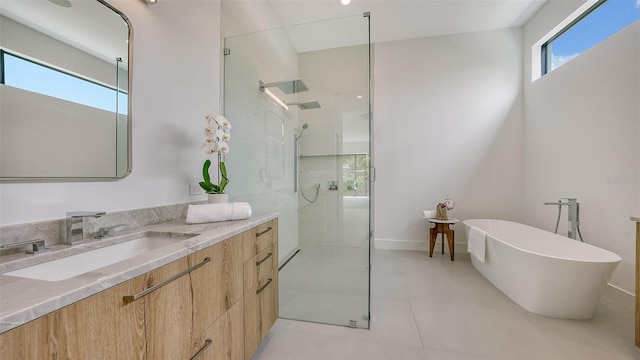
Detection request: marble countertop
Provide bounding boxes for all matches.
[0,212,278,334]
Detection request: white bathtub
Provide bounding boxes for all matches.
[462,219,621,320]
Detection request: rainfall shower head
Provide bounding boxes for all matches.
[286,101,321,110]
[260,79,309,94]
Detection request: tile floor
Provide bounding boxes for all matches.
[279,245,370,328]
[255,248,639,360]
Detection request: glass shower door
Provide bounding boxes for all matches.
[224,13,371,329]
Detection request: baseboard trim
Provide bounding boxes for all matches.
[375,238,468,253]
[608,282,634,297]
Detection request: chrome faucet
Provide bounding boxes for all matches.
[65,211,106,245]
[0,239,49,254]
[543,198,583,241]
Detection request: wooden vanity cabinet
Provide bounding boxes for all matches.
[189,233,244,338]
[0,270,147,359]
[143,257,194,359]
[175,300,244,360]
[243,219,279,360]
[0,219,277,360]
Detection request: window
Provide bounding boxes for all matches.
[541,0,640,75]
[0,50,126,114]
[342,154,369,197]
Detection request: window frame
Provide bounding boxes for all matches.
[0,49,126,113]
[540,0,608,76]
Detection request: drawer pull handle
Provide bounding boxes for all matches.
[191,339,213,360]
[256,226,273,237]
[256,252,273,266]
[123,257,211,303]
[256,278,273,294]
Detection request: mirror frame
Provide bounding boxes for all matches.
[0,0,133,182]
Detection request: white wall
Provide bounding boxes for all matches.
[373,28,525,250]
[523,0,639,294]
[0,0,221,225]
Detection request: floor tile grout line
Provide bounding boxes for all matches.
[408,299,427,349]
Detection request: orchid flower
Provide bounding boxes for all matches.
[200,114,232,194]
[217,141,229,154]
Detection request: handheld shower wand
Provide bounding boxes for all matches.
[295,123,309,140]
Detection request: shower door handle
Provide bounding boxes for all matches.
[370,166,376,182]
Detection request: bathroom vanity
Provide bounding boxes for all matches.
[0,215,278,359]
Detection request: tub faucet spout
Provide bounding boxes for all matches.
[543,198,582,241]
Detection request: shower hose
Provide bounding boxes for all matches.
[300,182,320,203]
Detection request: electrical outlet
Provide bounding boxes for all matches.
[189,184,201,196]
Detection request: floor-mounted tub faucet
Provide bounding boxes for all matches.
[65,211,106,245]
[543,198,583,242]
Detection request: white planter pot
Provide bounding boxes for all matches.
[207,194,229,204]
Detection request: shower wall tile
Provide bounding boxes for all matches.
[298,45,370,157]
[224,29,300,263]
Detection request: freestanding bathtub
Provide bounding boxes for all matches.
[463,219,621,320]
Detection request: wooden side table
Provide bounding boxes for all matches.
[427,218,460,261]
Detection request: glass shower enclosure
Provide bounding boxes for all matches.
[224,14,372,329]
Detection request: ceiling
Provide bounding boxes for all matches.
[265,0,547,48]
[1,1,547,60]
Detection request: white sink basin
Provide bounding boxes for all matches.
[4,232,196,282]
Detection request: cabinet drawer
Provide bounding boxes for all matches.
[190,234,243,336]
[243,274,277,360]
[244,244,274,292]
[242,220,276,261]
[176,299,244,360]
[144,257,194,360]
[177,314,225,360]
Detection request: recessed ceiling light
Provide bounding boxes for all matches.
[339,0,351,5]
[356,95,363,99]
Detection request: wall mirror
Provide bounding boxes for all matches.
[0,0,132,180]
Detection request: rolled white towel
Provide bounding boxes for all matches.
[186,202,252,224]
[467,226,487,263]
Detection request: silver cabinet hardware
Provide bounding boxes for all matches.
[256,252,273,266]
[190,339,213,360]
[256,278,273,294]
[0,239,48,254]
[256,227,273,237]
[123,257,211,303]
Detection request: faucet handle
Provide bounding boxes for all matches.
[96,224,126,239]
[26,240,49,254]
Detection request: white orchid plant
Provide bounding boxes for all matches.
[199,114,232,194]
